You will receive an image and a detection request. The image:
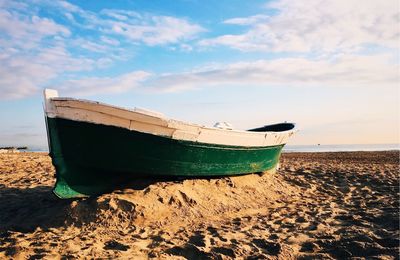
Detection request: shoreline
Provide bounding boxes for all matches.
[11,149,400,155]
[3,143,399,154]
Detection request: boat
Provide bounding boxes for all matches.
[43,89,296,199]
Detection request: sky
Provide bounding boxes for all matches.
[0,0,399,149]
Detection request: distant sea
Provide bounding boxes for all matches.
[283,143,400,153]
[20,143,400,153]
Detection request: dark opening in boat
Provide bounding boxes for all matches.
[248,123,295,132]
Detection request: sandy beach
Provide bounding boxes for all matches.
[0,151,398,259]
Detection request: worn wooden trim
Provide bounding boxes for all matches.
[52,99,169,127]
[43,89,296,147]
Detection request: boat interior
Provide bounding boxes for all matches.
[248,123,295,132]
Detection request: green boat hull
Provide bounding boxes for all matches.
[46,117,285,199]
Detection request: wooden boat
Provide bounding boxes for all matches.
[43,89,296,199]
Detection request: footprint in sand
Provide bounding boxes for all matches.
[188,231,206,247]
[251,238,281,256]
[103,240,130,251]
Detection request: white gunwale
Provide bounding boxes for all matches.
[44,89,296,147]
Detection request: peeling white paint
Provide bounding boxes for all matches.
[44,89,296,147]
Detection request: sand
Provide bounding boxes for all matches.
[0,151,398,259]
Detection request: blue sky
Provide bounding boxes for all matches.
[0,0,399,148]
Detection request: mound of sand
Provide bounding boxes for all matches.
[0,151,399,259]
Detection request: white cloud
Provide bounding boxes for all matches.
[107,15,205,46]
[72,39,111,53]
[200,0,400,53]
[224,15,270,25]
[0,1,205,99]
[143,55,399,92]
[100,9,141,21]
[0,44,97,100]
[2,0,397,101]
[100,36,120,46]
[36,45,95,71]
[0,56,53,99]
[0,9,70,48]
[46,4,205,46]
[57,71,151,96]
[0,4,92,100]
